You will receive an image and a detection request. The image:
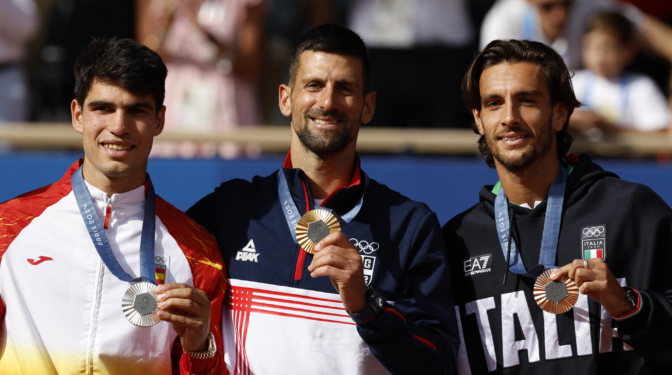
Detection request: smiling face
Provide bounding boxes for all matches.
[473,61,567,172]
[71,79,165,193]
[279,51,375,156]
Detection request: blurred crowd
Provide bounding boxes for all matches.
[3,0,672,149]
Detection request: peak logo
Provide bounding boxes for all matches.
[236,239,260,262]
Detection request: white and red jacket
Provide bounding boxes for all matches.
[0,161,227,375]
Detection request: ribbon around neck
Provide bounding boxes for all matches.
[494,166,567,278]
[72,167,156,284]
[277,170,363,244]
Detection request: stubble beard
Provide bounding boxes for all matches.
[488,113,555,171]
[294,108,357,156]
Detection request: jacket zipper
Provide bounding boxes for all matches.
[85,258,105,374]
[103,197,111,230]
[85,197,108,373]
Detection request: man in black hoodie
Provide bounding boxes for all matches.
[442,39,672,374]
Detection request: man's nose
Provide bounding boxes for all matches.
[501,103,520,128]
[109,111,131,135]
[317,85,337,111]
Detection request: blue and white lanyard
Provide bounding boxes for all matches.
[582,72,630,121]
[277,170,364,244]
[494,166,567,278]
[72,167,156,284]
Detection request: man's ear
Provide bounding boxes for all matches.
[553,102,568,132]
[279,84,292,117]
[154,105,166,136]
[473,108,485,135]
[361,91,376,125]
[71,99,84,134]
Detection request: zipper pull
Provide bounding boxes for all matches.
[104,197,111,230]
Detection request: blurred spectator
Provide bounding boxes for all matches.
[571,11,670,137]
[0,0,38,122]
[140,0,264,158]
[34,0,136,121]
[348,0,475,128]
[479,0,672,70]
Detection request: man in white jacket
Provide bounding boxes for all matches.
[0,38,227,374]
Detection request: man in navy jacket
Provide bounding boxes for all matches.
[187,24,459,374]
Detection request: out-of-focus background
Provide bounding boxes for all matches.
[2,0,672,223]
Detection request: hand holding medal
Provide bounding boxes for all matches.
[549,258,636,317]
[298,209,366,315]
[278,172,368,315]
[154,283,213,352]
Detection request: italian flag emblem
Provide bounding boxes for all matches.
[584,249,603,259]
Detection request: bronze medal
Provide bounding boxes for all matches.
[534,269,579,314]
[295,209,341,254]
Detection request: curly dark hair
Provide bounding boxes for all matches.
[74,38,167,113]
[462,39,580,168]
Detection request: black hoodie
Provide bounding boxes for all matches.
[442,154,672,374]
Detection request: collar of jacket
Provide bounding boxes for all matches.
[478,153,618,218]
[280,149,368,217]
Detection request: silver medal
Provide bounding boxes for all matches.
[122,282,161,327]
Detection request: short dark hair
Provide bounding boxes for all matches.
[462,39,580,168]
[74,38,167,113]
[289,24,371,93]
[586,11,635,45]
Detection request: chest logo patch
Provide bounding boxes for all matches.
[464,254,492,277]
[351,238,378,285]
[236,239,260,262]
[582,225,606,261]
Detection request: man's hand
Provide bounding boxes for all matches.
[156,283,211,352]
[308,232,367,314]
[550,259,632,317]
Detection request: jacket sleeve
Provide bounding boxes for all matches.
[175,265,227,374]
[614,186,672,368]
[356,212,460,375]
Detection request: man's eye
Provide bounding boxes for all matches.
[485,101,500,108]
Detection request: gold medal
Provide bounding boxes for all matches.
[534,269,579,314]
[295,209,341,254]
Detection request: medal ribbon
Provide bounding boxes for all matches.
[494,166,567,278]
[72,167,156,284]
[277,170,364,244]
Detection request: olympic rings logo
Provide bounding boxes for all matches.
[350,238,379,254]
[583,226,605,237]
[155,256,167,264]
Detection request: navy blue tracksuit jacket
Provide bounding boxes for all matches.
[187,153,459,374]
